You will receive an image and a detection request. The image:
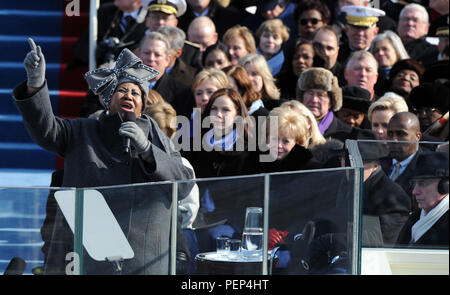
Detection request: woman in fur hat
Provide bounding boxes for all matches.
[14,39,194,274]
[296,67,353,142]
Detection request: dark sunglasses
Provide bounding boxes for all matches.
[299,18,321,26]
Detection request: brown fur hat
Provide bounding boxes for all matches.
[296,67,343,112]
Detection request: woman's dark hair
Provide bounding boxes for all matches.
[202,88,251,139]
[202,42,232,68]
[223,65,261,108]
[293,0,331,25]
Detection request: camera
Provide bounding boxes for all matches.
[97,37,135,64]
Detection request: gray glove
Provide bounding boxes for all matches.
[118,121,151,154]
[23,38,46,88]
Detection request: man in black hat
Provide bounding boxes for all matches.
[336,86,372,129]
[396,151,449,248]
[359,141,412,246]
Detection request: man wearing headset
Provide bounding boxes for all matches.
[396,151,449,248]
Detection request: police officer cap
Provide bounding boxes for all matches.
[341,86,372,114]
[411,151,449,179]
[147,0,187,17]
[341,5,385,27]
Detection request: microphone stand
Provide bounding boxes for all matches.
[105,256,124,273]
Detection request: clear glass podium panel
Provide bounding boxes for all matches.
[187,175,266,275]
[351,140,449,251]
[0,186,75,275]
[268,168,360,275]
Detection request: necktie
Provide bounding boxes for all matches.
[390,162,401,181]
[120,15,134,33]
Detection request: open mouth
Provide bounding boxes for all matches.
[120,100,134,112]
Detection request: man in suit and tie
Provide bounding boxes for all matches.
[381,112,423,204]
[137,32,196,118]
[72,0,148,67]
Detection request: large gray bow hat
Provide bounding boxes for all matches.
[84,48,159,110]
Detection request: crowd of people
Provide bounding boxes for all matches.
[13,0,449,275]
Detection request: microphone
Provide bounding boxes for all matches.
[3,257,26,275]
[122,111,136,154]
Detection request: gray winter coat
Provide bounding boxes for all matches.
[13,80,194,274]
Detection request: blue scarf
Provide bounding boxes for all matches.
[205,128,238,151]
[258,48,285,76]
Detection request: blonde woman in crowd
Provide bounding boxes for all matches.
[255,19,290,76]
[222,25,257,65]
[367,92,409,141]
[280,100,327,149]
[191,68,230,114]
[239,53,281,111]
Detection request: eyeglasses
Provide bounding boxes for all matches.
[299,18,321,26]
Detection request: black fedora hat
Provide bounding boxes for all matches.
[410,151,449,179]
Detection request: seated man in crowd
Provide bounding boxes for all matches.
[337,5,385,64]
[344,51,380,101]
[71,0,148,67]
[187,16,218,52]
[396,151,449,248]
[312,26,345,86]
[138,32,196,118]
[359,142,411,247]
[381,112,423,201]
[157,25,198,85]
[397,3,439,67]
[145,0,202,70]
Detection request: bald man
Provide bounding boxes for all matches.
[187,16,218,51]
[381,112,424,201]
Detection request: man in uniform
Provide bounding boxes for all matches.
[337,5,385,64]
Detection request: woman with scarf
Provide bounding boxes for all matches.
[14,39,193,274]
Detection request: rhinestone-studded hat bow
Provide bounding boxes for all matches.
[84,48,159,109]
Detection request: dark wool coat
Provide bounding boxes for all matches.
[396,210,449,249]
[153,73,196,119]
[13,81,194,275]
[363,167,411,246]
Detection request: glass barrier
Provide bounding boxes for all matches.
[1,169,363,275]
[267,168,360,275]
[349,140,449,251]
[0,186,75,275]
[177,167,361,275]
[186,174,266,275]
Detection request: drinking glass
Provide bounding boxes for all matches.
[241,207,263,253]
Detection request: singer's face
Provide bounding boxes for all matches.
[109,82,143,118]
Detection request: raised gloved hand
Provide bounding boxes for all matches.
[268,228,289,250]
[23,38,46,88]
[118,121,151,154]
